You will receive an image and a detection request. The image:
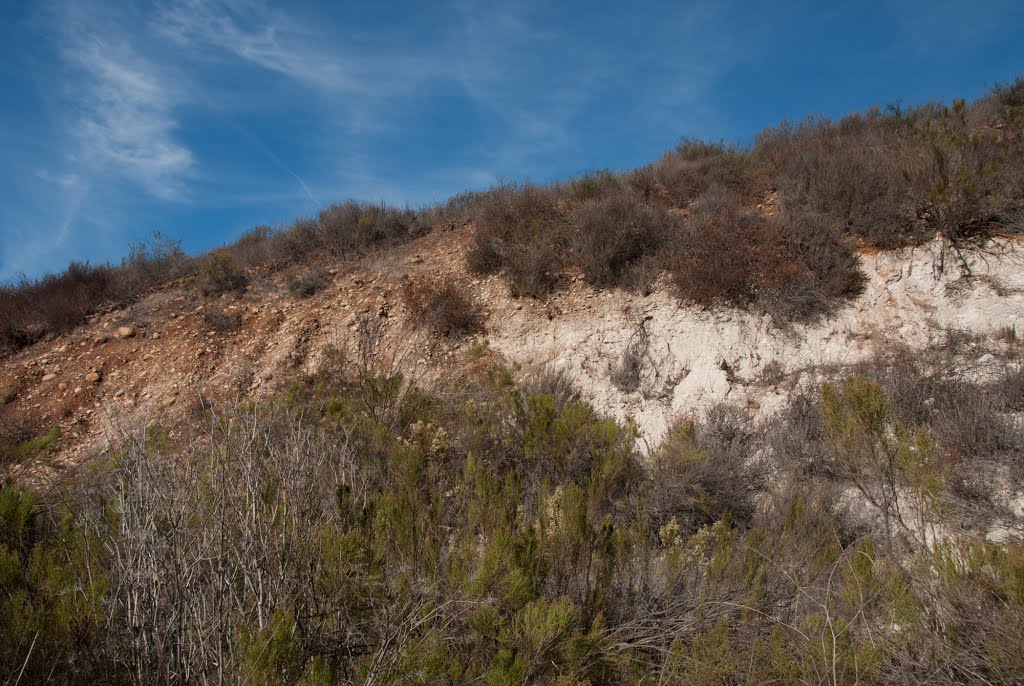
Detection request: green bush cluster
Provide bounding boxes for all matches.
[2,348,1022,684]
[195,249,248,297]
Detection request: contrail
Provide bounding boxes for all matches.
[207,106,321,211]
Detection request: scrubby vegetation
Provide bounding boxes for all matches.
[1,334,1022,684]
[3,79,1024,355]
[465,82,1024,318]
[2,79,1022,685]
[0,234,190,355]
[288,270,332,299]
[400,276,484,338]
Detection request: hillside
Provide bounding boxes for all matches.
[2,225,1023,483]
[1,82,1024,685]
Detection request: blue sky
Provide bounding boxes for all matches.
[2,0,1023,282]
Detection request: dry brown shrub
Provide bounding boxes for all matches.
[227,225,275,268]
[630,140,758,206]
[287,269,330,299]
[766,390,832,478]
[401,276,483,338]
[0,262,117,354]
[757,112,927,248]
[571,188,675,289]
[195,250,248,297]
[665,197,864,321]
[269,217,320,264]
[567,169,622,202]
[995,366,1024,412]
[318,200,419,257]
[0,233,196,356]
[201,307,242,334]
[466,183,568,298]
[648,410,762,534]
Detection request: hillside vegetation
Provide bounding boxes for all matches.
[3,79,1024,354]
[1,335,1023,684]
[1,81,1024,685]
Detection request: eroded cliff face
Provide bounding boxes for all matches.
[2,227,1022,482]
[484,236,1024,447]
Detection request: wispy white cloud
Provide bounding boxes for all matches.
[3,0,736,282]
[154,0,442,99]
[0,1,197,280]
[62,33,193,200]
[35,168,81,188]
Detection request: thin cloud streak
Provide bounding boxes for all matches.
[154,0,443,98]
[222,116,321,209]
[62,33,193,200]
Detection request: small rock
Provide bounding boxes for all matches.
[74,386,82,395]
[117,326,136,339]
[58,383,67,391]
[114,389,125,398]
[85,371,102,383]
[41,373,56,382]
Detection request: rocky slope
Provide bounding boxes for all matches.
[2,227,1022,484]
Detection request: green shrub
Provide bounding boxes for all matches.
[11,425,61,463]
[0,360,1021,684]
[196,249,248,296]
